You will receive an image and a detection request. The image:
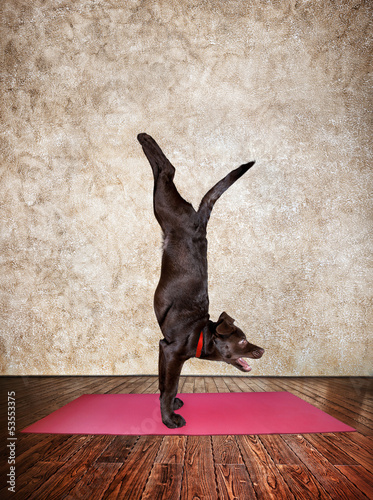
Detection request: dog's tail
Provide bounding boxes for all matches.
[198,162,255,224]
[137,133,175,182]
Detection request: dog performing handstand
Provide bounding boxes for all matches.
[138,133,264,428]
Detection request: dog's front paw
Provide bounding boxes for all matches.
[162,412,186,429]
[173,397,184,410]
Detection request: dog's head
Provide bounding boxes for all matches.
[211,312,264,372]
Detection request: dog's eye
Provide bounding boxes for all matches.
[238,339,247,345]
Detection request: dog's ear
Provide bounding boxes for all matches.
[218,312,235,324]
[216,312,236,336]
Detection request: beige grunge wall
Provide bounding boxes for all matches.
[1,0,372,376]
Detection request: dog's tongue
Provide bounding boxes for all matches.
[237,358,252,372]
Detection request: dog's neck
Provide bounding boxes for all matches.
[196,321,220,360]
[195,331,204,358]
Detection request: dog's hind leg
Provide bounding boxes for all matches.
[138,133,195,230]
[137,133,175,182]
[198,161,255,225]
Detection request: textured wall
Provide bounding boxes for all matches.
[1,0,372,376]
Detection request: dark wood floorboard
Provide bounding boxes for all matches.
[0,376,372,499]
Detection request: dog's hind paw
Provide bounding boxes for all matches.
[173,397,184,410]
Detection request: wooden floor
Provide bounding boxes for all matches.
[0,376,372,499]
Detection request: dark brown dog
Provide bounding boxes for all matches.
[138,133,264,428]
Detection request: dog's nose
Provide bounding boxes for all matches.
[253,348,265,358]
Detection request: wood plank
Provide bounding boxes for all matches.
[181,436,218,499]
[214,377,230,393]
[320,377,372,394]
[215,464,257,499]
[336,465,373,500]
[0,433,67,475]
[142,464,183,500]
[128,376,157,394]
[303,433,359,466]
[0,433,40,463]
[248,377,271,391]
[256,377,290,393]
[212,435,244,464]
[194,377,206,393]
[316,378,373,414]
[276,465,332,499]
[110,377,150,394]
[0,461,63,499]
[0,434,95,479]
[259,434,303,465]
[237,435,295,499]
[222,376,242,392]
[178,376,187,393]
[155,436,186,464]
[24,435,114,500]
[96,435,139,463]
[335,431,373,454]
[282,434,368,499]
[239,377,269,392]
[85,376,133,394]
[3,376,70,400]
[142,377,159,394]
[182,377,195,393]
[323,432,373,470]
[230,376,251,392]
[316,377,373,399]
[65,463,122,500]
[44,435,107,462]
[224,377,244,392]
[205,377,218,393]
[254,377,287,392]
[102,436,162,499]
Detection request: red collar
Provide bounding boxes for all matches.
[195,331,204,358]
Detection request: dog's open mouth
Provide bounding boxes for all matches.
[235,358,252,372]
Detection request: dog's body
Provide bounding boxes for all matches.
[138,133,264,428]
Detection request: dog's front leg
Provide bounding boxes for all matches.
[159,339,186,428]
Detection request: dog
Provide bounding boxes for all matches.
[138,133,264,428]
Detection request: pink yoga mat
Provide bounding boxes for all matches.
[22,392,355,436]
